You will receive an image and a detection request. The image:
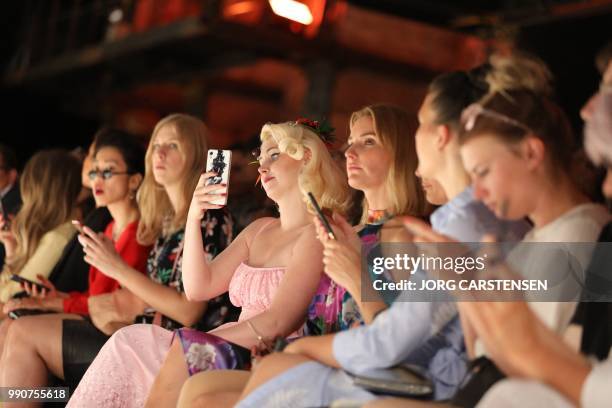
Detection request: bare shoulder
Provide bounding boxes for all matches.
[293,223,320,249]
[242,217,278,235]
[238,217,278,245]
[298,222,318,239]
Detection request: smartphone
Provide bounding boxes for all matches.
[0,200,10,230]
[307,192,336,240]
[205,149,232,205]
[8,309,52,320]
[10,274,51,292]
[71,219,85,235]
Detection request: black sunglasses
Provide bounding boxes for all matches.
[88,169,132,181]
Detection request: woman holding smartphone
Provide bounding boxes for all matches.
[175,104,432,407]
[0,129,150,375]
[0,114,235,400]
[0,150,81,308]
[66,119,353,408]
[180,59,541,405]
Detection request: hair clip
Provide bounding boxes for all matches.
[292,118,336,147]
[461,103,532,134]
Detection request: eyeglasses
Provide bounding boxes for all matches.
[87,169,131,181]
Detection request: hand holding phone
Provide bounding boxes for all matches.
[205,149,232,206]
[307,192,336,240]
[10,274,52,293]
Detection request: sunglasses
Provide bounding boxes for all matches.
[88,168,132,181]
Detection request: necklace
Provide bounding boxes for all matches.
[366,209,393,225]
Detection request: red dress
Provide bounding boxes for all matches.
[62,220,150,315]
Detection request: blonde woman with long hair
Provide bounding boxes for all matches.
[4,113,236,405]
[68,119,351,408]
[177,104,433,408]
[0,149,81,306]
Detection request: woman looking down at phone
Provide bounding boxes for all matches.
[67,120,351,408]
[0,130,150,382]
[2,129,148,316]
[1,114,235,402]
[0,150,81,308]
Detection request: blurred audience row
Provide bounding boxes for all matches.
[0,41,610,408]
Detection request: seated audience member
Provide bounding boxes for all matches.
[476,61,612,407]
[176,104,438,406]
[0,129,151,388]
[67,119,351,408]
[384,78,612,408]
[48,135,112,294]
[2,114,235,401]
[0,150,81,308]
[574,40,612,361]
[365,48,612,408]
[0,144,21,271]
[175,104,434,407]
[202,57,539,408]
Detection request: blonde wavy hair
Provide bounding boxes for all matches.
[3,150,81,274]
[137,114,209,245]
[484,52,553,99]
[350,104,428,223]
[260,122,351,215]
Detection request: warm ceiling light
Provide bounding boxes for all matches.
[268,0,313,25]
[224,0,257,16]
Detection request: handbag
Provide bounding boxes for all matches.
[350,364,434,399]
[450,356,505,407]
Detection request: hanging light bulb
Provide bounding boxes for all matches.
[268,0,314,25]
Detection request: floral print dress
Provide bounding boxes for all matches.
[304,223,385,336]
[138,209,239,331]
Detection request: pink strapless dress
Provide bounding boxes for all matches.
[67,262,286,408]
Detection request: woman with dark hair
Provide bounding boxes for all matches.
[0,129,151,391]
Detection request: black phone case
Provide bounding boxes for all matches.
[8,308,53,319]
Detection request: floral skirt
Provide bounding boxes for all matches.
[176,327,252,376]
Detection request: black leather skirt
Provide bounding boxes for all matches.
[62,319,109,391]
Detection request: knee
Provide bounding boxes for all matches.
[4,317,32,349]
[189,393,220,408]
[177,375,201,408]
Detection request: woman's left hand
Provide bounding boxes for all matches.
[314,213,362,294]
[3,296,45,314]
[78,226,125,280]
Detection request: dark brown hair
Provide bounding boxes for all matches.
[595,41,612,74]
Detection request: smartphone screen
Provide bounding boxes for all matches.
[205,149,232,205]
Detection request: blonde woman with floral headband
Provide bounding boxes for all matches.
[67,120,351,408]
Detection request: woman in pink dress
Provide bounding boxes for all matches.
[68,120,351,408]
